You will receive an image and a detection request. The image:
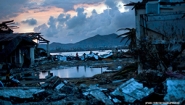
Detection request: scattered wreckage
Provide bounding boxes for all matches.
[0,73,184,105]
[52,50,132,62]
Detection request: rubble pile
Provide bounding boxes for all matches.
[111,78,154,103]
[0,76,184,105]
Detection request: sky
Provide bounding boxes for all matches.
[0,0,140,43]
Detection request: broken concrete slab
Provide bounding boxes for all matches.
[79,84,88,90]
[0,99,12,105]
[90,90,114,105]
[51,100,87,105]
[88,84,107,91]
[60,85,77,94]
[33,89,51,101]
[164,79,185,104]
[111,78,154,103]
[55,82,65,91]
[46,93,66,101]
[0,87,42,99]
[82,84,113,105]
[112,97,122,104]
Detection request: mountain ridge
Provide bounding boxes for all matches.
[39,33,128,52]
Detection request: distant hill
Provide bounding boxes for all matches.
[38,33,129,52]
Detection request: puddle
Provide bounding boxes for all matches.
[39,66,109,78]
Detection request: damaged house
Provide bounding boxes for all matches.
[125,0,185,72]
[0,20,49,68]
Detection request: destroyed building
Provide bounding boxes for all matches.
[0,20,49,68]
[125,0,185,72]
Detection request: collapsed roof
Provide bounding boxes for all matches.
[0,20,49,62]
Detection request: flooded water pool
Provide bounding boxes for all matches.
[39,66,109,78]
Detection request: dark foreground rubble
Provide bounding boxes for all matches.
[0,71,184,105]
[0,58,184,105]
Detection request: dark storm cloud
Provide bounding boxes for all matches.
[57,14,71,24]
[46,16,58,37]
[66,8,87,29]
[34,23,48,34]
[105,0,117,8]
[34,0,139,43]
[34,16,58,37]
[42,0,104,11]
[21,18,37,25]
[0,0,31,20]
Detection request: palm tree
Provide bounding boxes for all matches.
[117,28,136,51]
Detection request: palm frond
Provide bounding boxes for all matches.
[125,28,133,31]
[120,36,129,42]
[117,28,133,32]
[124,37,130,44]
[117,27,136,50]
[117,28,126,32]
[117,35,127,38]
[116,32,131,37]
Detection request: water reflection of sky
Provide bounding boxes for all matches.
[39,66,108,79]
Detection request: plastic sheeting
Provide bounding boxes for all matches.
[87,53,99,60]
[56,55,67,61]
[100,52,113,59]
